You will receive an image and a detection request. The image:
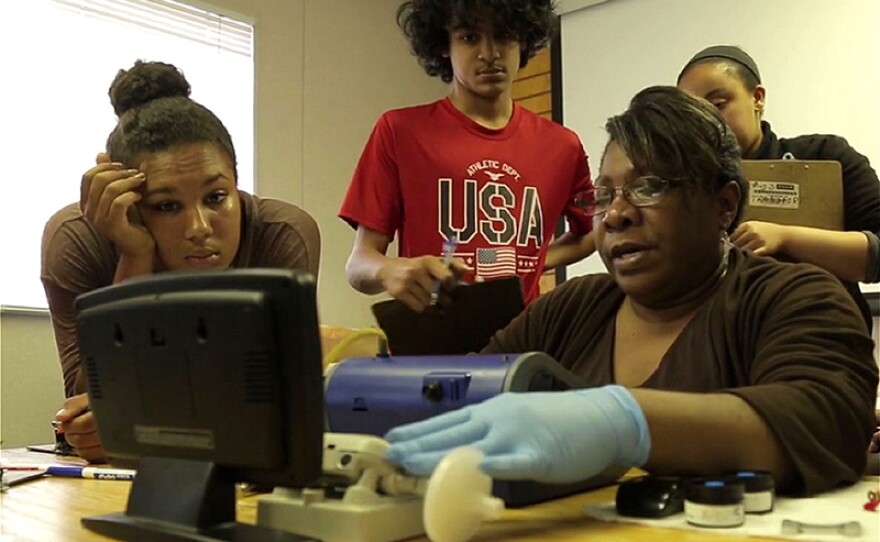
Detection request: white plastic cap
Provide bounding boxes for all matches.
[423,447,505,542]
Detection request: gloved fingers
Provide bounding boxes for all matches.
[394,450,450,477]
[479,451,542,480]
[393,427,509,476]
[385,420,488,465]
[385,408,472,443]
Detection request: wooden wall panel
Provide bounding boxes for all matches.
[516,50,551,78]
[511,73,552,101]
[512,48,558,294]
[513,49,552,117]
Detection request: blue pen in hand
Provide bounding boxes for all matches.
[430,233,459,306]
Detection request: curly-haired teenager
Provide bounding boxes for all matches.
[339,0,595,312]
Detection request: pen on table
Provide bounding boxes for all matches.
[430,233,459,306]
[3,465,136,481]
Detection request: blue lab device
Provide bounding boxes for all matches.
[324,352,628,506]
[324,352,582,435]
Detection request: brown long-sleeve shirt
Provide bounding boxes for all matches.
[484,249,878,495]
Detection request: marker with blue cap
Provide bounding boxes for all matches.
[1,465,136,482]
[47,465,136,481]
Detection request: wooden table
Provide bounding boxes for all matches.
[0,469,789,542]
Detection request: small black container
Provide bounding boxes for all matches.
[685,479,745,528]
[615,475,686,518]
[728,470,775,513]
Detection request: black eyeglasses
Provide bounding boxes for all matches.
[576,176,686,217]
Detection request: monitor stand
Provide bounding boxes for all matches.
[82,457,320,542]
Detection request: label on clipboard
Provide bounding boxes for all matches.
[749,181,800,210]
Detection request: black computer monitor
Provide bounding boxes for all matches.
[74,269,324,542]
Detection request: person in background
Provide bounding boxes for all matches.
[42,60,320,461]
[339,0,594,312]
[384,86,877,496]
[677,44,880,331]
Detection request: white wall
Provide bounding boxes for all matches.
[0,313,63,448]
[559,0,880,280]
[300,1,446,327]
[0,0,444,448]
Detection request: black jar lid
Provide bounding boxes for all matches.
[728,470,775,492]
[686,480,745,505]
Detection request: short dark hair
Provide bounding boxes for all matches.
[604,86,748,231]
[677,45,761,92]
[105,60,238,179]
[397,0,556,83]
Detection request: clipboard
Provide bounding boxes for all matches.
[371,276,525,355]
[740,159,843,230]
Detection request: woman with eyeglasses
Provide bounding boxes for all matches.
[383,86,877,497]
[677,45,880,332]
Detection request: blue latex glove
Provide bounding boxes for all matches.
[384,385,650,484]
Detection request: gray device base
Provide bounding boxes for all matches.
[259,487,423,542]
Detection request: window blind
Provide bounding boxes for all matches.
[50,0,253,56]
[0,0,254,310]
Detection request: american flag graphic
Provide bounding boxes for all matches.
[476,247,517,279]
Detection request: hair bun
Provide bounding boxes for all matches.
[108,60,191,116]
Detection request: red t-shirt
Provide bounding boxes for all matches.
[339,98,592,303]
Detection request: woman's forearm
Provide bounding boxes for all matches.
[780,227,870,282]
[632,389,794,486]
